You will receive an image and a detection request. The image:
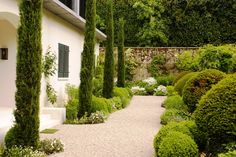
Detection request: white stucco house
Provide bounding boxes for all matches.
[0,0,106,142]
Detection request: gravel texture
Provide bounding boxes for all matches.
[41,96,166,157]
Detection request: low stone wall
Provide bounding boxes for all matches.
[99,47,198,80]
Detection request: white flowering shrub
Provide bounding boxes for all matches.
[88,111,106,124]
[154,85,167,96]
[143,77,157,85]
[39,138,64,155]
[5,146,46,157]
[131,86,147,95]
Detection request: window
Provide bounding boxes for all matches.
[59,0,73,10]
[58,43,69,78]
[79,0,86,18]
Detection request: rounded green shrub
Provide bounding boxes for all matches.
[160,109,191,125]
[5,127,17,149]
[194,74,236,151]
[182,69,225,112]
[158,131,199,157]
[163,95,188,111]
[153,122,192,155]
[66,99,79,120]
[174,72,197,96]
[113,87,131,108]
[180,120,207,151]
[218,150,236,157]
[172,71,191,85]
[110,96,122,110]
[90,96,112,114]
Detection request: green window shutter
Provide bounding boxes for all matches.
[64,45,69,77]
[58,43,65,77]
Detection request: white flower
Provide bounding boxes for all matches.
[143,77,157,85]
[155,85,167,94]
[131,86,145,93]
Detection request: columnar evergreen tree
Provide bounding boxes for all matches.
[6,0,43,148]
[78,0,96,118]
[103,0,114,98]
[117,18,125,87]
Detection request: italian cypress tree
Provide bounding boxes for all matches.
[6,0,43,148]
[103,0,114,98]
[78,0,96,118]
[117,18,125,87]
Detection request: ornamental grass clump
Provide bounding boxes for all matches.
[163,95,188,111]
[160,109,191,125]
[182,69,225,113]
[194,74,236,154]
[158,131,199,157]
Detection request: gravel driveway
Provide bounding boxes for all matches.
[41,96,166,157]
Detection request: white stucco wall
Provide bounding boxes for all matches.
[0,0,101,109]
[0,20,17,108]
[41,9,85,107]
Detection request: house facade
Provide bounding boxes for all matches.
[0,0,106,141]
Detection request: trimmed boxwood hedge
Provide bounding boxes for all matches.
[182,69,225,113]
[180,120,207,151]
[158,131,199,157]
[153,122,192,155]
[172,71,191,85]
[174,72,197,96]
[113,87,131,108]
[194,74,236,152]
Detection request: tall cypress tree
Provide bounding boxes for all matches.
[6,0,42,148]
[117,18,125,87]
[78,0,96,118]
[103,0,114,98]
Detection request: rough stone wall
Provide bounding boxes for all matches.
[99,47,198,81]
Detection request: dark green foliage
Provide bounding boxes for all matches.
[172,71,191,85]
[174,72,197,96]
[194,74,236,154]
[156,75,175,86]
[92,77,103,97]
[182,69,225,113]
[180,121,207,151]
[90,96,112,114]
[160,109,191,125]
[158,131,199,157]
[78,0,96,118]
[5,127,17,149]
[163,95,188,111]
[197,45,236,73]
[5,0,43,148]
[117,18,125,87]
[103,0,114,98]
[162,0,236,47]
[153,122,192,155]
[113,87,131,108]
[148,54,166,77]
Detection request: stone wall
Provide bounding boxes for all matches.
[99,47,198,81]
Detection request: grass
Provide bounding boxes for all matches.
[40,129,58,134]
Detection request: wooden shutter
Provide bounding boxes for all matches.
[58,43,64,77]
[64,45,69,77]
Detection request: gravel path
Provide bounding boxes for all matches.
[41,96,166,157]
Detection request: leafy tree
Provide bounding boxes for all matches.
[78,0,96,118]
[117,18,125,87]
[5,0,43,148]
[133,0,168,46]
[103,0,114,98]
